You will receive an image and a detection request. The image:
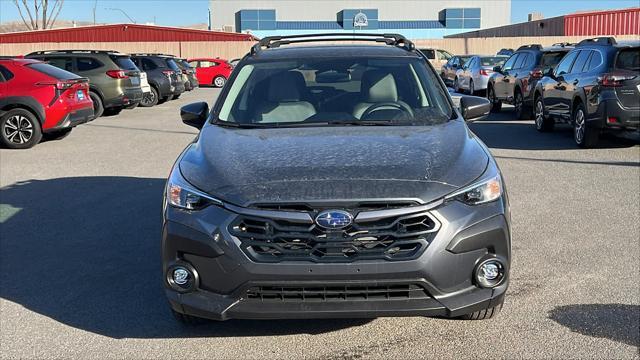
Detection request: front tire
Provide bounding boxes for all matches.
[460,301,503,320]
[0,108,42,149]
[213,75,226,88]
[573,103,599,148]
[534,97,554,132]
[171,308,207,325]
[487,86,502,112]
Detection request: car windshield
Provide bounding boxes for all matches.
[480,57,506,67]
[216,56,453,127]
[616,48,640,71]
[541,51,567,69]
[165,58,181,71]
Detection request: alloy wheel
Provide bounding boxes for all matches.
[514,92,523,115]
[3,115,33,145]
[214,76,226,87]
[574,109,585,144]
[535,100,545,129]
[142,90,156,106]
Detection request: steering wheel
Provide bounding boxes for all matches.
[361,102,414,120]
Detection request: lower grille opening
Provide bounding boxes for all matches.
[245,284,429,302]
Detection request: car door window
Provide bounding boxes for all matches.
[142,58,158,70]
[555,51,579,76]
[0,65,14,81]
[502,54,519,71]
[77,57,102,71]
[586,51,603,71]
[437,50,451,61]
[514,53,528,69]
[46,57,74,72]
[570,50,591,74]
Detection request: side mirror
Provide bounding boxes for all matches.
[460,96,491,122]
[544,68,555,77]
[493,65,502,73]
[180,102,209,129]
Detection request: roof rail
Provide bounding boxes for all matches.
[25,49,121,56]
[130,53,175,57]
[577,37,617,47]
[551,42,577,48]
[250,33,415,55]
[516,44,542,51]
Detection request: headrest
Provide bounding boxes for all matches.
[361,70,398,102]
[268,71,305,102]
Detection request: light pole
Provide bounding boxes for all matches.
[105,7,136,24]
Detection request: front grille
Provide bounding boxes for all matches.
[229,207,439,263]
[245,284,429,302]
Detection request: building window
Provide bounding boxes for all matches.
[440,8,481,29]
[236,9,276,31]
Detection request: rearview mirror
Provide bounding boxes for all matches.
[460,96,491,122]
[180,102,209,129]
[315,70,351,83]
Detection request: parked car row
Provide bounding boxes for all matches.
[0,50,239,149]
[439,37,639,148]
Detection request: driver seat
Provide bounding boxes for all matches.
[352,70,399,119]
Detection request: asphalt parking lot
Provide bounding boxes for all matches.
[1,87,638,359]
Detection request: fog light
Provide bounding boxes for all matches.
[475,259,505,288]
[166,264,197,292]
[173,268,190,285]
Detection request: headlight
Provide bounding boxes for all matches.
[446,174,502,205]
[166,167,223,210]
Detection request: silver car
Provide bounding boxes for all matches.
[454,56,507,95]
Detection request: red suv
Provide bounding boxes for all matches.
[187,58,232,88]
[0,58,94,149]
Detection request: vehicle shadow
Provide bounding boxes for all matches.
[0,177,369,339]
[470,109,640,151]
[548,304,639,347]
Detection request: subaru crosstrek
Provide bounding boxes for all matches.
[163,34,511,323]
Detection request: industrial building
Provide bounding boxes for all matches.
[209,0,512,38]
[446,7,640,38]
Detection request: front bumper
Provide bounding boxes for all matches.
[162,194,511,320]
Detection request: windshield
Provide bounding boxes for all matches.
[216,57,453,127]
[541,51,568,69]
[480,57,506,67]
[165,58,181,71]
[110,55,138,71]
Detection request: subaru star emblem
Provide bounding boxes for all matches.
[315,210,353,229]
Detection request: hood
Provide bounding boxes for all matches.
[179,120,488,207]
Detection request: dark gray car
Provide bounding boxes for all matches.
[162,34,510,323]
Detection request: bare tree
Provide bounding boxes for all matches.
[13,0,65,30]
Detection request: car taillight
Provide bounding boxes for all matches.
[162,70,174,77]
[530,69,543,79]
[598,73,637,87]
[480,69,491,76]
[106,70,129,79]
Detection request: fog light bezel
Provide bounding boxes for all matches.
[166,263,199,293]
[474,258,506,288]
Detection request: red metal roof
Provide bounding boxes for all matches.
[0,24,256,43]
[565,7,640,36]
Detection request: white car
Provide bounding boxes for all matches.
[418,48,453,72]
[454,55,508,95]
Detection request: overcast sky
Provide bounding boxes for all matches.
[1,0,638,27]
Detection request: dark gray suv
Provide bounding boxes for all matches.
[162,34,511,323]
